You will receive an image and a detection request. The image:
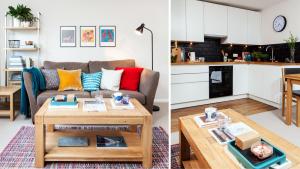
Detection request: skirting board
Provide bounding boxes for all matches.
[171,94,248,110]
[171,94,283,110]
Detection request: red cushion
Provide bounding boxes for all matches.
[115,67,144,91]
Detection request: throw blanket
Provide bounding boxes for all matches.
[20,67,46,117]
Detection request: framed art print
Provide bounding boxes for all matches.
[99,26,116,47]
[60,26,76,47]
[80,26,96,47]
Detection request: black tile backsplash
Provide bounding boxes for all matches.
[171,38,300,62]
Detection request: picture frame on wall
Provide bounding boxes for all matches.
[80,26,96,47]
[99,26,116,47]
[60,26,76,47]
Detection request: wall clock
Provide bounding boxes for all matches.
[273,15,287,32]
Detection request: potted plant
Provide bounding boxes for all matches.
[6,4,37,27]
[252,51,269,62]
[284,32,298,63]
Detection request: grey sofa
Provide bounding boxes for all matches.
[23,59,159,123]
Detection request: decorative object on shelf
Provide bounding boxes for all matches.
[284,32,297,63]
[60,26,76,47]
[80,26,96,47]
[8,40,20,48]
[6,4,38,27]
[99,26,116,47]
[273,15,287,32]
[7,55,25,69]
[135,23,160,112]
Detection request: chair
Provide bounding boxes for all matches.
[281,68,300,119]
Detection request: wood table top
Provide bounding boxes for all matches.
[179,109,300,169]
[284,74,300,80]
[35,98,151,125]
[0,86,21,95]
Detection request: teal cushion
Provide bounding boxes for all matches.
[81,72,102,91]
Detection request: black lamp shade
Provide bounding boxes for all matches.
[136,23,145,35]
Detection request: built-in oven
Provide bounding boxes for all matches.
[209,66,233,98]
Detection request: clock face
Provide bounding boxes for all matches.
[273,15,287,32]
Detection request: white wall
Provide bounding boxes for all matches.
[0,0,169,102]
[261,0,300,44]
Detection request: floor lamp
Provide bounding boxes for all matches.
[135,23,160,111]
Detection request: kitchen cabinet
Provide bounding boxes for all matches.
[203,2,227,37]
[171,65,209,104]
[186,0,204,42]
[171,0,204,42]
[223,7,248,44]
[233,64,249,95]
[248,65,281,104]
[247,11,261,45]
[171,0,186,41]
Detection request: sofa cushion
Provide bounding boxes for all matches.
[115,67,144,91]
[37,90,91,107]
[91,90,146,105]
[82,72,102,91]
[44,61,89,73]
[57,69,83,91]
[41,69,60,90]
[89,59,135,73]
[100,68,123,91]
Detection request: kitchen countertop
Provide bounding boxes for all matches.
[171,61,300,66]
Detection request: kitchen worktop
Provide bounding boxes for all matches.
[171,61,300,66]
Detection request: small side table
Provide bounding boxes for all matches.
[0,86,21,121]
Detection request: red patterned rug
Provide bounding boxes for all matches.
[0,126,169,169]
[171,144,180,169]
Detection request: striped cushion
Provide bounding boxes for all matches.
[81,72,102,91]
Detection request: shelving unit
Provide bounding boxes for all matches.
[3,12,41,86]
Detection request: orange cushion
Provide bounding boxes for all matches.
[57,69,82,91]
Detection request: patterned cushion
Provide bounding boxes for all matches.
[41,69,60,90]
[82,72,102,91]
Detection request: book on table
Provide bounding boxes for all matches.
[194,111,230,128]
[96,136,127,148]
[110,99,135,110]
[83,100,107,112]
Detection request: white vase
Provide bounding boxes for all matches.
[13,18,20,27]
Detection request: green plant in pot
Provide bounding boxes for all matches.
[284,32,298,63]
[6,4,37,27]
[252,51,269,62]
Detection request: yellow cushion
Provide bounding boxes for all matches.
[57,69,82,91]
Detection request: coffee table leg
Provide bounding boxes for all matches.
[179,120,190,168]
[9,94,14,121]
[35,116,45,168]
[142,116,152,169]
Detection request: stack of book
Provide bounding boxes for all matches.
[7,55,25,69]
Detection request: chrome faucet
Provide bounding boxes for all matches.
[266,46,275,62]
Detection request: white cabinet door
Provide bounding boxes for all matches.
[186,0,204,42]
[171,82,209,104]
[248,65,265,98]
[263,66,281,104]
[233,64,249,95]
[224,7,247,44]
[203,2,227,37]
[171,0,186,41]
[247,11,261,45]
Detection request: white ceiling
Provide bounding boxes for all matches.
[203,0,286,11]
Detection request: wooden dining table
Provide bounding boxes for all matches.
[284,73,300,126]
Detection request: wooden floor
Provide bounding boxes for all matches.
[171,98,277,132]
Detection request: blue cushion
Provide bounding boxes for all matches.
[81,72,102,91]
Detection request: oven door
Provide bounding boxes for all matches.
[209,66,233,98]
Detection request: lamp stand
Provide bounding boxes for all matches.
[143,27,160,112]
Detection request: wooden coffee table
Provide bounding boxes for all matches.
[179,109,300,169]
[35,98,152,168]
